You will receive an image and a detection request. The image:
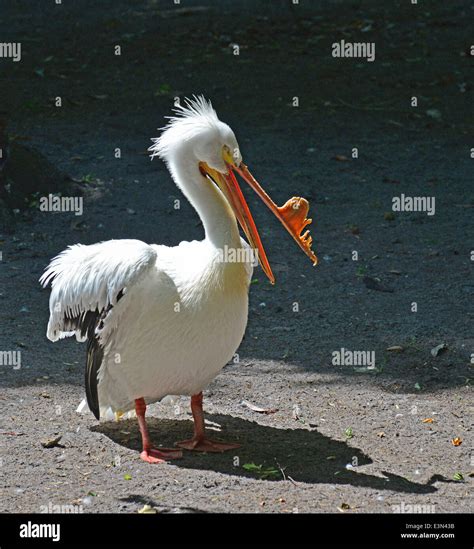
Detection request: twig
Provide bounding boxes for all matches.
[275,460,287,481]
[287,475,299,486]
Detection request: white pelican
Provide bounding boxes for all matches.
[40,96,317,463]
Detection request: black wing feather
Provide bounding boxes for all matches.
[84,290,124,419]
[59,291,125,420]
[85,317,103,420]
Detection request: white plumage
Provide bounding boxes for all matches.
[40,97,259,460]
[40,239,158,343]
[42,236,252,417]
[41,96,253,408]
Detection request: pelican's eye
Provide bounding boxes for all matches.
[222,145,239,166]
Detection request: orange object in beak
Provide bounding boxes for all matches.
[234,163,318,267]
[199,159,318,284]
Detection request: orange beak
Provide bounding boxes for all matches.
[199,158,317,284]
[200,161,275,283]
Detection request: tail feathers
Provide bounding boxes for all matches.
[75,397,136,421]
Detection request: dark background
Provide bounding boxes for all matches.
[0,0,472,515]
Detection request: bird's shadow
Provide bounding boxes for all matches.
[92,413,437,495]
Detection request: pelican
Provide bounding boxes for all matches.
[40,96,317,463]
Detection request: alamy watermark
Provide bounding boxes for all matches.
[20,521,60,543]
[392,502,436,514]
[332,40,375,62]
[39,194,83,216]
[216,245,258,266]
[332,348,375,368]
[40,502,83,514]
[392,194,435,216]
[0,350,21,369]
[0,42,21,62]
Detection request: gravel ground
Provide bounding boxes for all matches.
[0,0,472,514]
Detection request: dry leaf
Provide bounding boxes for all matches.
[338,502,351,512]
[452,437,462,446]
[386,346,404,352]
[431,343,448,357]
[377,431,386,438]
[333,154,349,162]
[422,418,434,424]
[241,400,278,414]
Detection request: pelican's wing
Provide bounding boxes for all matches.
[40,239,157,342]
[40,239,157,419]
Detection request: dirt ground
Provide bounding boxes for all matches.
[0,0,472,514]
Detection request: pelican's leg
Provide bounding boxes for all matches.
[134,398,182,463]
[175,392,241,452]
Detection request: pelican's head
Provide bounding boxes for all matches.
[150,96,317,284]
[194,124,242,175]
[150,96,240,173]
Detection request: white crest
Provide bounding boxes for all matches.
[149,95,220,160]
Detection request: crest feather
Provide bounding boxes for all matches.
[149,95,219,160]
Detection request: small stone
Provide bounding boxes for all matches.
[41,435,62,448]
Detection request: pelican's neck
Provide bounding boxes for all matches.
[167,151,242,250]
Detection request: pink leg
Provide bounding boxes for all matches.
[135,398,182,463]
[175,392,241,453]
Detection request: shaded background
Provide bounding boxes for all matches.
[0,0,472,514]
